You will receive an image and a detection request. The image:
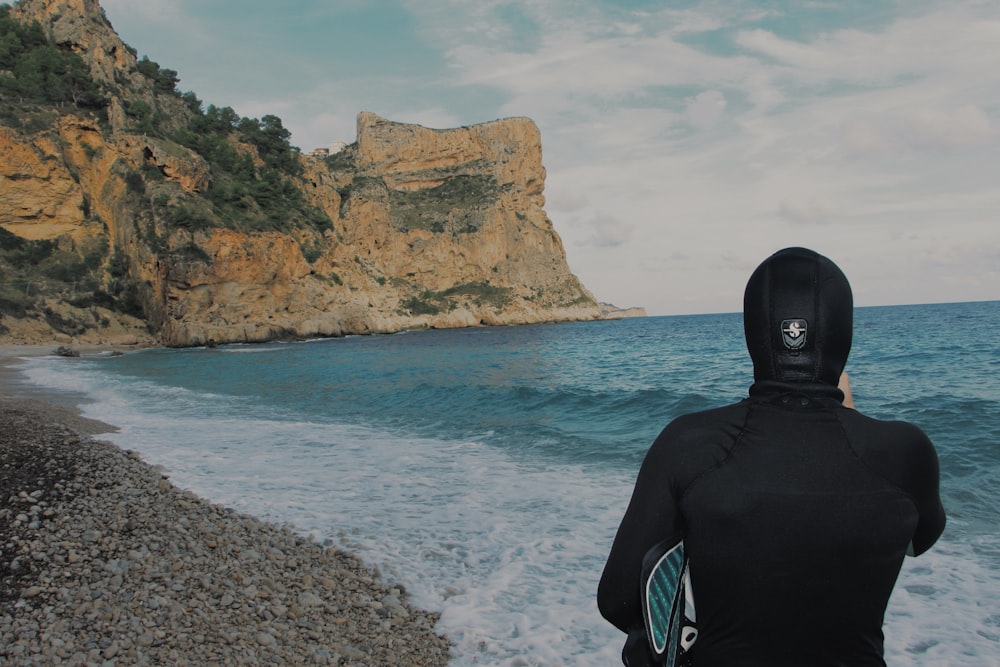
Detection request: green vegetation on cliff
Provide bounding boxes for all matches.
[400,281,514,316]
[169,104,332,233]
[0,225,146,337]
[390,174,500,234]
[0,5,105,108]
[1,3,331,238]
[125,80,331,234]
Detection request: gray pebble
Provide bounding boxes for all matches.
[0,399,452,666]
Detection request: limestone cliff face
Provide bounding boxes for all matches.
[158,113,601,346]
[599,303,648,319]
[0,0,602,347]
[0,124,88,240]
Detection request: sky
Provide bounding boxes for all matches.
[96,0,1000,316]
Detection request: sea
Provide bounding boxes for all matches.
[12,301,1000,666]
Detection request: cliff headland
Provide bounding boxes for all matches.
[0,0,620,348]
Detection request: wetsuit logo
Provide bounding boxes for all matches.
[781,319,808,350]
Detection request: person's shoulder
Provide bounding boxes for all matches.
[839,408,932,443]
[654,400,750,445]
[837,408,938,471]
[643,400,749,482]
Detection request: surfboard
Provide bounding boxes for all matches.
[640,539,697,666]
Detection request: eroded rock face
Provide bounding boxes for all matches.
[0,126,88,240]
[156,113,601,347]
[1,0,601,347]
[138,139,211,193]
[355,111,545,194]
[11,0,139,88]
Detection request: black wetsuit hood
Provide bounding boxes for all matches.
[743,247,853,386]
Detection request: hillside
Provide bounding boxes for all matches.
[0,0,603,347]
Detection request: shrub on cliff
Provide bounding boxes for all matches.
[237,114,302,176]
[135,55,179,96]
[0,226,143,320]
[403,292,447,316]
[443,282,513,308]
[389,174,498,234]
[167,104,331,234]
[0,6,105,108]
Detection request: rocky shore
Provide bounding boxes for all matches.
[0,390,452,665]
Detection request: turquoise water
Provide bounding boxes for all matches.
[19,301,1000,665]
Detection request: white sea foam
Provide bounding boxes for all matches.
[885,538,1000,661]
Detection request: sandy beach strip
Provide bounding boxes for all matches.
[0,345,452,666]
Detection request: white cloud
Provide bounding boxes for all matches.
[843,119,894,155]
[580,213,635,248]
[779,197,844,225]
[444,18,746,120]
[907,106,996,150]
[545,188,590,214]
[295,112,357,151]
[686,90,727,130]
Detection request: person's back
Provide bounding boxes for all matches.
[597,247,945,666]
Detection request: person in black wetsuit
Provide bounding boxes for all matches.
[598,247,946,666]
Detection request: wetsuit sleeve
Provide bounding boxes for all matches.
[841,413,947,556]
[904,425,946,556]
[597,429,684,635]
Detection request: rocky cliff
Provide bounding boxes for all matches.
[0,0,602,347]
[599,303,648,319]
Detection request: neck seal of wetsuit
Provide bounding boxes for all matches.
[743,247,853,386]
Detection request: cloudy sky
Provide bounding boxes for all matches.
[98,0,1000,315]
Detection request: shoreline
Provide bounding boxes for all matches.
[0,345,453,665]
[0,344,129,417]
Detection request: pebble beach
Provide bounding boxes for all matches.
[0,347,452,666]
